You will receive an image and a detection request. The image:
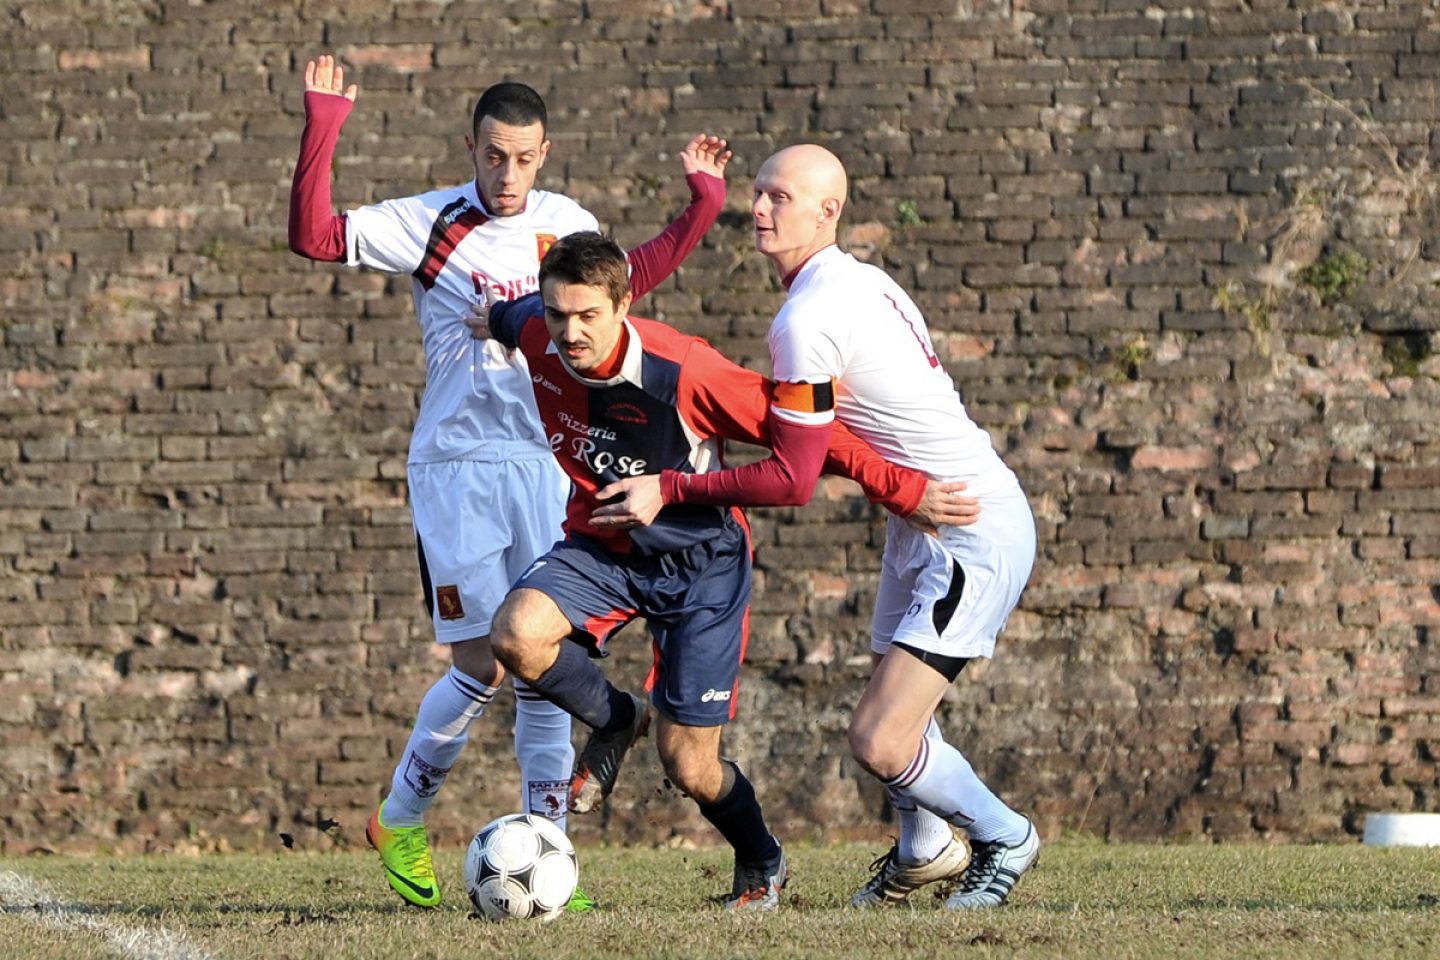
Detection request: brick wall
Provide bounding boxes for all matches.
[3,0,1438,853]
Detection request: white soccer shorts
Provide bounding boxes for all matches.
[408,456,570,643]
[870,485,1036,661]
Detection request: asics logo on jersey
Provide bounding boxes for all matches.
[443,199,474,224]
[557,411,617,442]
[533,374,563,395]
[700,688,732,703]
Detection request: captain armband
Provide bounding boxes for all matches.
[772,379,836,416]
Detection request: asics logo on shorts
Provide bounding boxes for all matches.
[700,688,732,703]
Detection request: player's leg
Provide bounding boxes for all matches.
[865,506,1040,910]
[504,458,576,833]
[655,719,787,911]
[649,523,784,910]
[846,522,969,907]
[368,631,499,907]
[489,540,648,813]
[367,462,510,908]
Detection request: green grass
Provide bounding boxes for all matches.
[3,840,1439,959]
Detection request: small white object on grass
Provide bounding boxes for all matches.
[1362,812,1440,847]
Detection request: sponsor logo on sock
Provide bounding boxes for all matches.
[403,752,449,799]
[528,780,569,821]
[700,688,732,703]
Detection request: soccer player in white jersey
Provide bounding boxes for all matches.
[754,145,1039,909]
[287,54,729,910]
[598,143,1039,909]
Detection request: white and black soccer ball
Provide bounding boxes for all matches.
[463,813,578,922]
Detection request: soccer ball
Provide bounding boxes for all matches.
[463,813,578,921]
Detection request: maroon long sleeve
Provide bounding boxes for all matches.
[288,91,352,262]
[659,414,833,508]
[626,171,725,300]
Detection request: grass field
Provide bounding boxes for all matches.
[3,839,1439,959]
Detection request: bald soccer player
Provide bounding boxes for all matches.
[594,143,1040,911]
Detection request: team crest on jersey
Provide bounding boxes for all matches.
[436,585,465,620]
[536,233,557,261]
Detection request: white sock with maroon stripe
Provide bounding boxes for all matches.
[889,718,957,863]
[885,724,1029,846]
[513,679,574,832]
[384,666,496,827]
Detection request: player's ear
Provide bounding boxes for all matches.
[616,290,633,316]
[537,138,552,167]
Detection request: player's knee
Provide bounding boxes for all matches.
[657,744,713,799]
[847,721,907,781]
[488,598,527,669]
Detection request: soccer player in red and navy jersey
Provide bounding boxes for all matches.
[287,54,730,910]
[473,232,978,911]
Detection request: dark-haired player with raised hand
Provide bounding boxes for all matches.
[286,53,730,910]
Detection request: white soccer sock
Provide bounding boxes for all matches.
[513,678,574,832]
[887,725,1029,846]
[384,666,496,827]
[889,718,956,863]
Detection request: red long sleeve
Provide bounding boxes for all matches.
[288,91,352,262]
[626,172,725,300]
[823,420,926,516]
[665,342,929,516]
[659,415,832,508]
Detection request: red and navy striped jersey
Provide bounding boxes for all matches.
[490,294,925,554]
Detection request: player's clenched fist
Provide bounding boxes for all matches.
[304,54,358,101]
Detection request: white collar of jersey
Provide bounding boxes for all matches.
[547,317,644,389]
[786,243,845,295]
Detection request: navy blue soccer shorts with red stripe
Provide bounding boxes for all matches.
[513,520,752,727]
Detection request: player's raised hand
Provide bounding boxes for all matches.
[590,476,664,529]
[680,134,731,180]
[304,54,358,101]
[907,479,981,534]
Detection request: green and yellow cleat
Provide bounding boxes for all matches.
[366,801,442,908]
[566,886,599,913]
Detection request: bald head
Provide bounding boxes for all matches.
[760,144,849,213]
[752,143,849,276]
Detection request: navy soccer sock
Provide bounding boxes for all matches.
[697,762,780,865]
[530,640,635,734]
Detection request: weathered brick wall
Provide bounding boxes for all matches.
[3,0,1438,853]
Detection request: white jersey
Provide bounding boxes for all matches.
[769,245,1020,500]
[346,185,599,464]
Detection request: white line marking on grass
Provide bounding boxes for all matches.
[0,869,216,960]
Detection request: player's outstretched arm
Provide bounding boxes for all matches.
[625,134,730,300]
[289,54,359,262]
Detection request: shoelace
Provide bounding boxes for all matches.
[394,829,435,878]
[862,846,901,891]
[732,860,775,900]
[958,842,1001,893]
